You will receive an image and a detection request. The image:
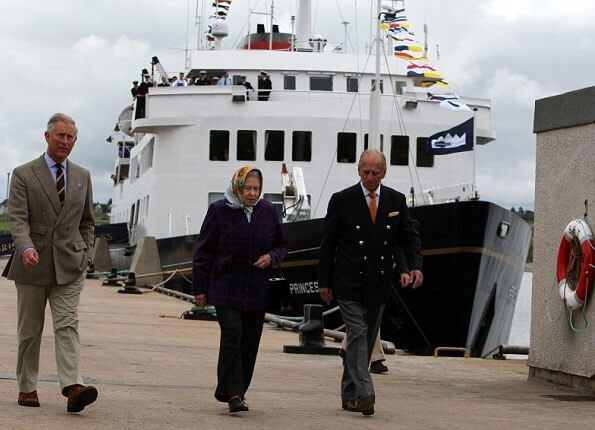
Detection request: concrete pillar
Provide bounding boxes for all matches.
[531,86,595,392]
[92,236,112,273]
[129,236,164,287]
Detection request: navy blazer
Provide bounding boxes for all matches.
[192,199,288,311]
[318,183,422,306]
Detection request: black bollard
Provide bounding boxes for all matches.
[283,304,340,355]
[102,268,122,286]
[118,272,142,294]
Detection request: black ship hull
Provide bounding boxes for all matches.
[148,200,530,357]
[272,201,531,357]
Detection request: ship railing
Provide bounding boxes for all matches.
[143,85,418,106]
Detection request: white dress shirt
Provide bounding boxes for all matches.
[45,152,67,193]
[360,181,381,208]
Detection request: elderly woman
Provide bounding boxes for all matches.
[192,166,288,413]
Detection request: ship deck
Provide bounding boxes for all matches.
[0,259,592,429]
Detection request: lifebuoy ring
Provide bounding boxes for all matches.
[556,219,594,309]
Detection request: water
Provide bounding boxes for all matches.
[505,272,532,358]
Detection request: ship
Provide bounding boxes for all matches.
[105,0,531,357]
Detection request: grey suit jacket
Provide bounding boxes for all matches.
[6,154,95,285]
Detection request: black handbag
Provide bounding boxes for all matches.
[268,266,291,312]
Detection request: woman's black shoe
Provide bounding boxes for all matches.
[229,396,249,413]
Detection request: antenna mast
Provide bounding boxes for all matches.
[423,23,428,57]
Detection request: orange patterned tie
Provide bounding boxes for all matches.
[369,191,377,223]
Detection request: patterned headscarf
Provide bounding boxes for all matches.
[224,166,263,222]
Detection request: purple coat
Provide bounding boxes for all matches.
[192,199,288,311]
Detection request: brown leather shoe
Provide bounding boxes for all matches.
[65,384,98,413]
[370,359,389,374]
[356,393,375,416]
[342,399,360,412]
[18,391,40,407]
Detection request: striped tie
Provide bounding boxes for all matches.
[55,163,65,205]
[369,191,377,223]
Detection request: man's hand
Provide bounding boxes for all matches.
[22,249,39,267]
[195,294,207,308]
[400,272,411,287]
[253,254,272,269]
[409,270,424,288]
[319,287,333,304]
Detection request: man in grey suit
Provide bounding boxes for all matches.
[5,113,98,412]
[319,150,423,415]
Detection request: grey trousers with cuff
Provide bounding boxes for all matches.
[338,299,384,404]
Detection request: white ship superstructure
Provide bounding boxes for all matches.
[108,2,496,245]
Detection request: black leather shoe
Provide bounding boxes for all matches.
[342,399,360,412]
[229,396,249,413]
[370,360,389,374]
[356,393,375,416]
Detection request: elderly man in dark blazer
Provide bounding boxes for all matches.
[319,149,422,415]
[5,113,97,413]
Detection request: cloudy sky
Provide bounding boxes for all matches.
[1,0,593,210]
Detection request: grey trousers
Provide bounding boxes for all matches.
[340,332,385,363]
[338,299,385,403]
[15,274,85,394]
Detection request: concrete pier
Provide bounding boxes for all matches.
[0,259,593,429]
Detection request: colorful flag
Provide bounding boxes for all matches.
[394,44,424,52]
[395,52,429,61]
[407,71,442,79]
[427,92,459,101]
[439,100,471,111]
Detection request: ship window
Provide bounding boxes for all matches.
[417,137,434,167]
[140,138,154,175]
[129,204,135,228]
[209,130,229,161]
[118,142,133,158]
[364,134,384,152]
[134,199,140,226]
[265,130,284,161]
[310,76,333,91]
[118,164,129,182]
[337,132,356,163]
[284,75,296,90]
[347,77,358,92]
[237,130,257,161]
[371,79,384,94]
[232,75,242,85]
[292,131,312,161]
[208,192,224,205]
[390,136,409,165]
[394,80,406,95]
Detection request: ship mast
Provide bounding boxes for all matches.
[295,0,312,51]
[367,0,383,150]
